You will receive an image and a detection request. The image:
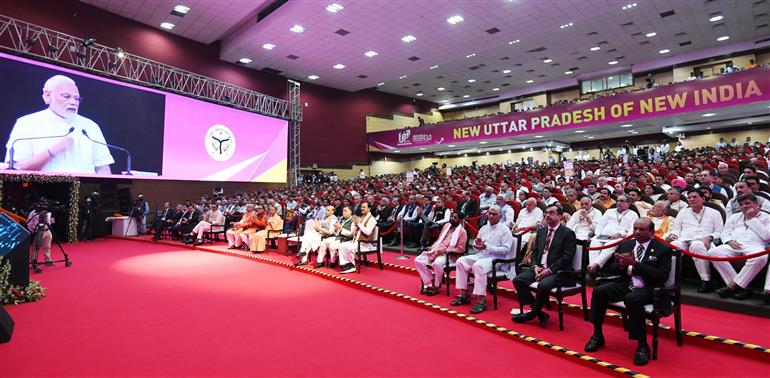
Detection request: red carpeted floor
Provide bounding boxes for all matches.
[0,239,600,377]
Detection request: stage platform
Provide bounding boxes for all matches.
[0,237,768,377]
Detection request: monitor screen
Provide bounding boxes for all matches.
[0,213,30,258]
[0,53,288,183]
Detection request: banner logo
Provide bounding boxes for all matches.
[205,124,236,161]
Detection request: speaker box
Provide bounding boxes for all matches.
[0,306,14,343]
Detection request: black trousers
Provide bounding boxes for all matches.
[590,280,652,341]
[513,268,560,312]
[153,219,172,238]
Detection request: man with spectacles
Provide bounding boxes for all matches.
[4,75,114,174]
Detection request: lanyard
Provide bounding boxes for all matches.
[690,207,706,226]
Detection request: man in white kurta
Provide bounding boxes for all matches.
[315,207,356,268]
[566,196,602,241]
[338,202,377,274]
[708,194,770,300]
[512,198,543,256]
[414,212,467,294]
[496,196,516,229]
[297,206,337,265]
[588,195,639,273]
[451,206,514,314]
[4,75,114,174]
[666,189,723,292]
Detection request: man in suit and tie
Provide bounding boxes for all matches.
[459,191,479,219]
[152,203,179,241]
[512,205,576,327]
[584,218,672,366]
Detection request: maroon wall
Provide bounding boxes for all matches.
[0,0,435,165]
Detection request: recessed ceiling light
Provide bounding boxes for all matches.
[448,144,456,147]
[717,35,730,42]
[160,22,176,30]
[262,43,276,50]
[468,79,476,83]
[419,147,426,150]
[401,35,417,43]
[564,71,573,75]
[462,95,470,98]
[621,124,633,128]
[333,63,345,69]
[437,87,445,91]
[709,15,724,22]
[559,22,574,29]
[645,32,657,37]
[608,60,618,65]
[621,3,637,10]
[326,3,344,13]
[492,87,499,91]
[702,113,716,117]
[508,39,520,44]
[587,136,595,139]
[658,49,670,54]
[237,57,252,64]
[290,25,305,33]
[377,82,384,86]
[173,5,190,14]
[479,141,487,144]
[543,58,553,63]
[466,53,476,58]
[307,75,319,80]
[416,93,423,96]
[399,75,407,79]
[502,69,511,74]
[364,50,378,57]
[429,65,439,69]
[525,79,534,83]
[534,135,543,138]
[590,46,601,51]
[447,15,464,24]
[575,130,585,133]
[393,150,400,153]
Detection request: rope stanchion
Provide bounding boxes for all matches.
[379,221,399,236]
[464,220,479,235]
[654,237,770,262]
[395,218,409,261]
[464,210,488,221]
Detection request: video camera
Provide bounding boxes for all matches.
[31,199,64,214]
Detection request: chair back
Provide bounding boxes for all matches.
[711,192,728,205]
[664,250,681,291]
[573,240,589,272]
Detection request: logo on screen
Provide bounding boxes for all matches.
[205,124,236,161]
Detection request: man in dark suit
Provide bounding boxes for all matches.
[584,218,672,366]
[152,203,179,241]
[512,205,576,327]
[459,191,479,219]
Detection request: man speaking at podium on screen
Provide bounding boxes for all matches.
[4,75,114,174]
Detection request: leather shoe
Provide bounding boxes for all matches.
[537,312,550,328]
[633,344,650,366]
[584,335,605,352]
[313,263,325,269]
[762,292,770,305]
[470,301,487,314]
[716,286,735,298]
[450,295,471,306]
[697,280,713,293]
[512,311,538,323]
[733,288,753,300]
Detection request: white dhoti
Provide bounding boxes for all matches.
[455,255,497,296]
[317,237,343,263]
[589,238,620,267]
[226,229,243,247]
[191,221,222,240]
[671,240,712,281]
[709,243,768,289]
[414,252,448,287]
[337,241,376,267]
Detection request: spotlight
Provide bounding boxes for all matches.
[82,38,96,47]
[116,47,125,59]
[223,95,232,103]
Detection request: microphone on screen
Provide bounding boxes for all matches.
[81,129,133,175]
[7,127,75,170]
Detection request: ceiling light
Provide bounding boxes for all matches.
[508,39,520,44]
[717,35,730,42]
[559,22,574,29]
[621,3,637,10]
[575,130,585,133]
[290,25,305,33]
[479,141,487,144]
[377,82,384,86]
[448,144,456,147]
[590,46,600,51]
[543,58,553,63]
[658,49,670,54]
[160,22,176,30]
[564,71,573,75]
[507,150,512,153]
[238,57,252,64]
[608,60,618,65]
[173,5,191,14]
[393,150,400,153]
[333,63,345,69]
[621,124,633,128]
[462,95,470,98]
[401,35,416,43]
[587,136,595,139]
[416,93,423,96]
[502,69,512,74]
[466,53,476,58]
[262,43,276,50]
[702,113,716,117]
[437,87,445,91]
[645,32,657,37]
[534,135,543,138]
[399,75,407,79]
[307,75,319,80]
[116,47,125,59]
[326,3,344,13]
[492,87,499,91]
[419,147,426,150]
[468,79,476,83]
[429,65,439,69]
[709,15,724,22]
[525,79,534,83]
[447,15,464,24]
[364,50,378,57]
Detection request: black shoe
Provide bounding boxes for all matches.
[328,261,338,269]
[716,286,736,298]
[227,246,238,249]
[297,251,307,258]
[697,280,713,293]
[584,335,605,352]
[313,263,324,269]
[762,293,770,305]
[340,264,356,274]
[537,312,550,328]
[633,344,650,366]
[734,288,753,300]
[450,295,471,306]
[294,261,308,267]
[512,310,538,323]
[470,301,487,314]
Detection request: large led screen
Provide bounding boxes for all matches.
[0,53,288,182]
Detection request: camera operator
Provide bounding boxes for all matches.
[27,205,55,266]
[80,191,99,241]
[132,194,149,235]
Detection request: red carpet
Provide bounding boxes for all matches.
[0,240,604,377]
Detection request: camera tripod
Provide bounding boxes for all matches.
[125,205,143,237]
[30,214,72,274]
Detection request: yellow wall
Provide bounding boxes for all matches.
[366,111,443,133]
[672,53,756,82]
[679,129,770,149]
[758,52,770,66]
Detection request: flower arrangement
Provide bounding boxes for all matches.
[0,261,47,305]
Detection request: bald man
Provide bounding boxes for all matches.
[5,75,114,174]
